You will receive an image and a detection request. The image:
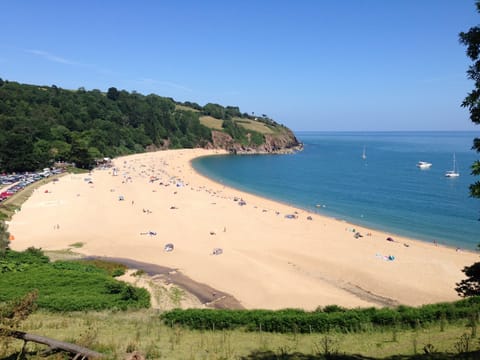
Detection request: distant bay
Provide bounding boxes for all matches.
[192,132,480,250]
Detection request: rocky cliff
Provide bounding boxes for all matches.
[210,129,303,154]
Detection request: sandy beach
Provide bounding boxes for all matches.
[8,149,479,310]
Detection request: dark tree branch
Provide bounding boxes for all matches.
[1,328,104,359]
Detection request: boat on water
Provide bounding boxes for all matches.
[416,161,432,169]
[362,146,366,160]
[445,153,460,177]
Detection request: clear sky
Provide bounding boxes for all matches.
[1,1,479,131]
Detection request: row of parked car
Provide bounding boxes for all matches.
[0,168,64,202]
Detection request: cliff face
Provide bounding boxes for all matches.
[210,129,303,154]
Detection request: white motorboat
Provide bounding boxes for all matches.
[416,161,432,169]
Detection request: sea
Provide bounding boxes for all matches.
[192,131,480,251]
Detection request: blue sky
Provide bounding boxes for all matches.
[1,1,479,131]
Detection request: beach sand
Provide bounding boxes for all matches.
[8,149,478,310]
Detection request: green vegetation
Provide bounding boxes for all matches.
[457,1,480,301]
[2,309,480,359]
[0,248,149,312]
[0,290,39,355]
[78,258,127,277]
[1,249,480,358]
[0,81,208,171]
[456,244,480,298]
[0,221,9,256]
[68,241,85,248]
[161,299,480,334]
[460,1,480,200]
[0,80,292,173]
[221,119,265,147]
[232,117,276,134]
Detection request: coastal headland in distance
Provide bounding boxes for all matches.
[8,149,478,310]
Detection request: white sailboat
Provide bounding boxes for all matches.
[445,153,460,177]
[362,146,366,160]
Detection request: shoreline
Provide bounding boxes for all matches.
[8,149,478,310]
[190,153,476,256]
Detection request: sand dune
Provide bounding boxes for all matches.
[8,149,478,310]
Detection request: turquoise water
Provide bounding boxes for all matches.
[192,132,480,250]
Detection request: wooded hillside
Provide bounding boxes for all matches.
[0,79,296,172]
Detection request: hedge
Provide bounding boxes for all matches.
[161,298,480,333]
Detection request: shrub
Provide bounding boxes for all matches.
[0,250,150,312]
[161,297,480,334]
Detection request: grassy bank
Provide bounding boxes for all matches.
[0,249,150,312]
[2,309,479,359]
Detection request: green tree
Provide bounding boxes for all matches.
[69,136,93,169]
[456,1,480,298]
[107,87,120,101]
[225,106,241,118]
[203,103,225,119]
[88,146,102,160]
[50,140,71,161]
[0,127,37,172]
[460,0,480,198]
[32,139,53,168]
[182,101,202,111]
[456,260,480,297]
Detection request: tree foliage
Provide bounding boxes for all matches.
[203,103,226,119]
[456,261,480,297]
[457,1,480,299]
[0,81,278,172]
[460,0,480,198]
[0,81,216,172]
